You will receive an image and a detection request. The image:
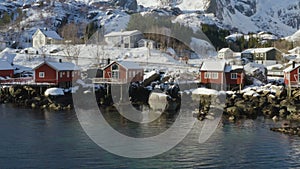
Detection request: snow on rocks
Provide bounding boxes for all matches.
[44,88,64,96]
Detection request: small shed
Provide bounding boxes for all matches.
[137,39,156,49]
[218,48,234,60]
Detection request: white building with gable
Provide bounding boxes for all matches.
[32,28,63,49]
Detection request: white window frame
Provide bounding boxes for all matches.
[212,72,218,79]
[39,72,45,78]
[231,73,238,79]
[204,72,211,79]
[111,64,119,79]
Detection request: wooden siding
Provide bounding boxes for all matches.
[103,63,143,83]
[200,71,224,84]
[0,70,14,78]
[35,64,57,84]
[284,67,300,86]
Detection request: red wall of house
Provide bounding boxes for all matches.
[104,66,111,78]
[35,64,57,84]
[57,70,81,83]
[284,68,299,86]
[0,70,14,78]
[225,72,244,85]
[200,71,224,84]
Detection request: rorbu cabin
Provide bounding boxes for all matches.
[199,60,244,90]
[102,61,144,83]
[33,60,80,88]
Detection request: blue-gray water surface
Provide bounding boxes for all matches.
[0,104,300,169]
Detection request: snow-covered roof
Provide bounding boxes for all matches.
[103,61,142,70]
[43,30,62,40]
[44,88,64,96]
[224,65,244,72]
[283,64,300,73]
[0,60,13,70]
[138,39,155,43]
[288,47,300,54]
[192,88,219,96]
[242,47,278,54]
[35,29,62,40]
[200,60,226,72]
[118,61,142,69]
[218,48,233,53]
[34,61,80,71]
[225,33,244,41]
[104,30,142,37]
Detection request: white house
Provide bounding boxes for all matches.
[218,48,234,59]
[104,30,143,48]
[32,28,63,49]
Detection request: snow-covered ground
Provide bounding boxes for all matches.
[0,44,204,76]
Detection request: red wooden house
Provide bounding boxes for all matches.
[0,60,14,78]
[102,61,143,83]
[225,65,244,90]
[33,61,80,88]
[199,60,244,90]
[283,62,300,87]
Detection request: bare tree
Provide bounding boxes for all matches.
[63,43,81,65]
[60,22,81,45]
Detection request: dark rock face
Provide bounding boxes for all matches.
[111,0,138,11]
[271,126,300,137]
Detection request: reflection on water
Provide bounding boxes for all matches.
[0,104,300,168]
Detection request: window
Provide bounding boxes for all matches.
[39,72,45,78]
[231,73,238,79]
[204,72,211,79]
[72,72,74,77]
[212,73,218,79]
[111,64,119,79]
[204,72,218,79]
[60,72,63,78]
[67,71,70,78]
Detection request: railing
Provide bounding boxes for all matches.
[92,78,127,84]
[0,77,34,84]
[267,70,284,77]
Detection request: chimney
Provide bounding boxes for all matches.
[59,59,62,63]
[293,61,296,68]
[107,58,110,65]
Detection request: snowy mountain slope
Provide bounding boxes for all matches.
[1,0,299,44]
[286,29,300,42]
[215,0,300,36]
[137,0,300,37]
